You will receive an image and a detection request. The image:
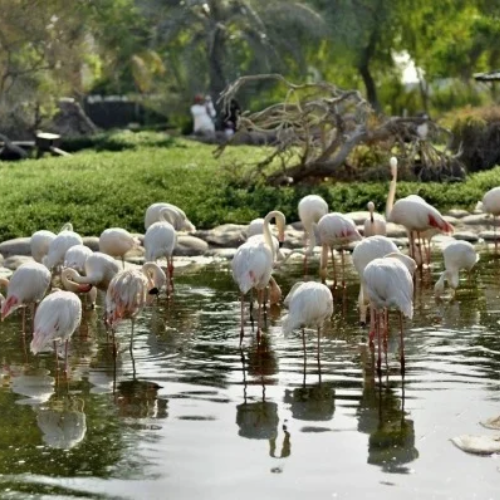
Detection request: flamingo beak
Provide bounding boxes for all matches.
[148,287,159,295]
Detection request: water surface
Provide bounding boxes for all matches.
[0,252,499,499]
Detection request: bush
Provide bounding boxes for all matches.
[61,130,175,153]
[0,140,496,242]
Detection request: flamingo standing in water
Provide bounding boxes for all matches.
[363,253,416,375]
[144,207,177,295]
[480,186,500,252]
[99,228,141,268]
[63,245,97,307]
[106,263,166,351]
[434,240,479,298]
[317,212,362,288]
[363,201,386,237]
[282,281,333,366]
[61,252,120,293]
[31,223,73,264]
[30,290,82,374]
[0,262,52,333]
[385,157,453,264]
[144,202,196,232]
[44,226,83,273]
[232,210,285,344]
[352,235,399,327]
[298,194,328,272]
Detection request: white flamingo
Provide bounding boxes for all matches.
[480,186,500,251]
[232,210,285,343]
[434,240,479,298]
[144,202,196,232]
[0,262,51,333]
[317,212,362,288]
[30,223,73,264]
[44,226,83,272]
[363,253,416,375]
[352,235,399,327]
[385,157,453,263]
[99,228,141,268]
[144,208,177,295]
[364,201,386,237]
[61,252,120,293]
[282,281,333,364]
[298,194,328,270]
[245,218,265,238]
[63,245,97,307]
[30,290,82,374]
[105,263,166,350]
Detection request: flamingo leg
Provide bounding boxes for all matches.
[256,289,263,344]
[341,248,346,288]
[417,232,424,267]
[112,328,117,358]
[425,238,432,266]
[130,318,135,351]
[302,327,307,374]
[21,307,26,336]
[168,258,175,293]
[408,231,415,259]
[399,311,405,376]
[376,310,382,377]
[495,216,498,254]
[331,248,337,289]
[368,303,376,347]
[53,340,58,372]
[317,327,322,384]
[239,293,245,345]
[64,339,69,375]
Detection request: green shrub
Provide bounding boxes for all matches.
[0,140,496,242]
[61,130,175,153]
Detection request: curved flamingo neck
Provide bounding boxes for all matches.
[142,262,165,289]
[263,210,285,261]
[159,207,177,226]
[385,168,398,220]
[61,268,91,292]
[305,221,316,253]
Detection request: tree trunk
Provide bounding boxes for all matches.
[207,27,227,107]
[357,29,381,113]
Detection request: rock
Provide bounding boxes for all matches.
[453,231,480,243]
[206,248,238,260]
[443,215,459,226]
[175,235,209,256]
[461,214,494,226]
[4,255,35,270]
[195,224,246,247]
[478,230,500,241]
[446,209,470,219]
[0,237,31,257]
[345,211,370,225]
[386,223,407,238]
[289,221,304,231]
[82,236,100,251]
[451,435,500,455]
[0,267,12,279]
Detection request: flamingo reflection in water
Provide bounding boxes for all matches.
[35,396,87,451]
[356,364,418,474]
[236,350,290,465]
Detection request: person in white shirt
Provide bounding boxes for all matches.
[190,94,216,136]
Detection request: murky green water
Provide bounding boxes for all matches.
[0,252,500,499]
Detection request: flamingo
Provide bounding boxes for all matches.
[363,201,386,237]
[385,156,453,263]
[480,186,500,252]
[144,208,177,295]
[63,245,97,307]
[144,202,196,232]
[61,252,120,293]
[30,290,82,374]
[99,228,141,268]
[105,263,167,351]
[245,218,265,238]
[317,212,362,288]
[352,235,399,327]
[282,281,333,365]
[363,253,416,375]
[0,262,52,333]
[434,240,479,298]
[30,223,73,264]
[298,194,328,271]
[44,226,83,273]
[232,210,285,343]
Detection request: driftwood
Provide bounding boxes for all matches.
[216,74,465,185]
[0,133,28,159]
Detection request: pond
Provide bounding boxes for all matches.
[0,251,499,499]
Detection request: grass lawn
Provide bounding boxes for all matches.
[0,135,498,241]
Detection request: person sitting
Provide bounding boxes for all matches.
[190,94,216,136]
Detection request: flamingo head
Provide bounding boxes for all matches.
[268,279,282,305]
[389,156,398,177]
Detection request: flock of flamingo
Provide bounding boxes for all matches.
[1,156,499,379]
